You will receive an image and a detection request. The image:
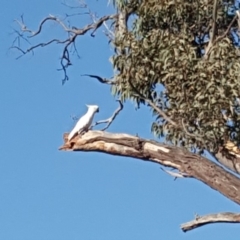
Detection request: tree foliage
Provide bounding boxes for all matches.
[111,0,240,155]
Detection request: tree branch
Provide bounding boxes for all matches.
[215,14,237,42]
[181,212,240,232]
[81,74,117,85]
[204,0,218,58]
[204,3,238,58]
[11,13,117,83]
[128,79,178,127]
[211,0,218,40]
[215,147,240,175]
[91,100,123,131]
[59,130,240,206]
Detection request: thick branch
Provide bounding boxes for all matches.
[181,212,240,232]
[59,130,240,205]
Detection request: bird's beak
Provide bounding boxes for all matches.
[96,108,99,113]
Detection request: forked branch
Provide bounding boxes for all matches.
[204,1,238,58]
[91,100,123,131]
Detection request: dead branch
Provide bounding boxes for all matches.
[12,38,68,59]
[11,13,117,83]
[59,130,240,206]
[91,100,123,130]
[181,212,240,232]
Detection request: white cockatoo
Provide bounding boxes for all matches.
[68,105,99,141]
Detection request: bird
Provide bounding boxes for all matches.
[68,105,99,141]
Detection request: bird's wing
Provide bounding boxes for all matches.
[68,115,89,141]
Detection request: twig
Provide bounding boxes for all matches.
[181,118,205,140]
[91,100,123,131]
[215,14,238,42]
[63,12,89,19]
[70,115,78,121]
[81,74,117,85]
[10,28,31,47]
[204,0,218,58]
[12,38,68,58]
[103,21,115,40]
[181,212,240,232]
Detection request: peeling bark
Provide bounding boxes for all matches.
[60,130,240,205]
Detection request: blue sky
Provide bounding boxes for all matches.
[1,1,240,239]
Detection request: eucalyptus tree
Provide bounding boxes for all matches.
[12,0,240,231]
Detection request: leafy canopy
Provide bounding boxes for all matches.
[111,0,240,153]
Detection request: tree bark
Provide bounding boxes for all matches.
[181,212,240,232]
[59,130,240,205]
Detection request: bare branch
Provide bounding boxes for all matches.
[10,28,31,47]
[91,100,123,131]
[12,38,68,59]
[12,13,117,83]
[181,212,240,232]
[14,15,32,34]
[81,74,117,85]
